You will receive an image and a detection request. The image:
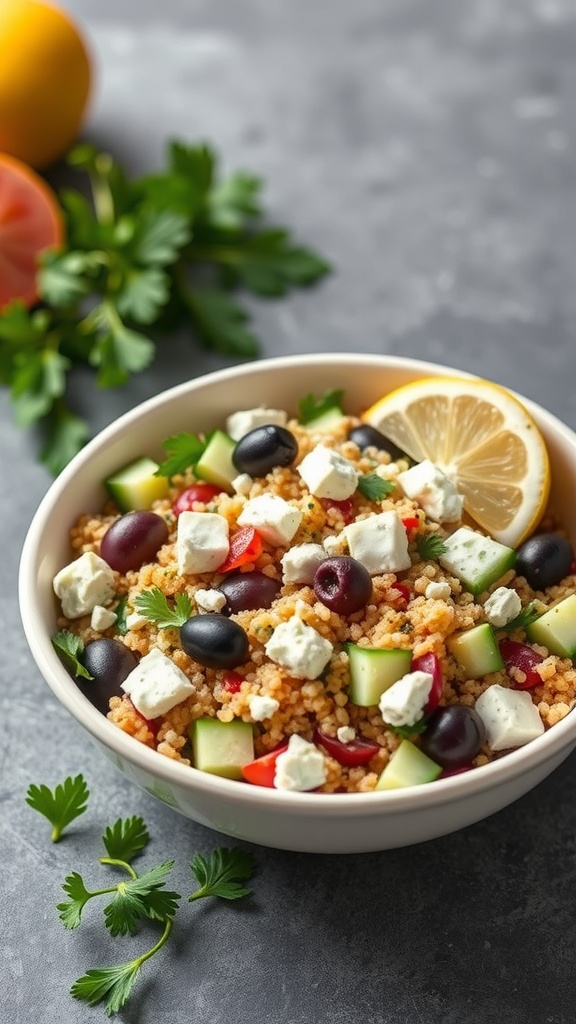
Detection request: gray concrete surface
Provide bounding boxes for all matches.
[3,1,576,1021]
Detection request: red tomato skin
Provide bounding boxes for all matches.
[411,652,443,712]
[241,745,289,787]
[173,484,222,515]
[321,497,355,524]
[218,526,263,573]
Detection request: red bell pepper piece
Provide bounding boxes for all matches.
[499,639,545,690]
[241,744,289,787]
[401,516,420,533]
[217,526,263,572]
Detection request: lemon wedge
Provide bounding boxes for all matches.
[362,376,550,548]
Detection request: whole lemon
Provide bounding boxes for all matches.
[0,0,92,169]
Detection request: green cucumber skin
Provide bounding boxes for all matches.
[347,644,412,707]
[303,406,345,432]
[105,457,168,512]
[376,739,442,790]
[448,623,505,678]
[190,718,254,779]
[527,594,576,659]
[195,431,237,490]
[439,529,516,597]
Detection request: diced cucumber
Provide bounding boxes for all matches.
[190,718,254,779]
[439,527,516,597]
[303,405,345,433]
[105,457,169,512]
[347,644,412,706]
[195,431,237,492]
[527,594,576,659]
[448,623,505,678]
[375,739,442,790]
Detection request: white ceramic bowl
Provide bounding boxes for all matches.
[19,354,576,853]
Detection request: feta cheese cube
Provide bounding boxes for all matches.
[397,460,463,523]
[378,670,433,727]
[474,684,544,750]
[226,407,288,441]
[264,616,333,679]
[195,588,227,613]
[336,726,356,743]
[425,581,452,601]
[297,444,359,500]
[125,611,149,631]
[237,494,302,547]
[483,587,522,628]
[247,694,280,721]
[53,551,116,619]
[344,510,411,575]
[177,511,229,575]
[281,543,325,585]
[231,473,253,496]
[121,647,195,718]
[90,605,118,631]
[273,734,327,791]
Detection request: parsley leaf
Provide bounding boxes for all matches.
[387,719,429,739]
[71,960,144,1016]
[155,431,207,477]
[298,389,344,425]
[114,595,128,636]
[103,862,179,936]
[188,847,257,901]
[101,816,150,864]
[357,474,395,501]
[134,587,194,628]
[26,774,90,842]
[416,533,448,562]
[51,630,94,680]
[498,600,544,632]
[57,872,96,930]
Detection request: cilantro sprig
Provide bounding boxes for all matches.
[25,774,90,842]
[134,586,194,628]
[51,630,94,679]
[1,139,330,474]
[298,389,344,425]
[357,474,395,502]
[415,533,448,562]
[26,774,257,1016]
[497,600,544,633]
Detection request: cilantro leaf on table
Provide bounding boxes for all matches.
[298,389,344,425]
[155,431,207,477]
[71,961,143,1017]
[101,816,150,864]
[51,630,93,679]
[188,847,257,901]
[103,862,179,936]
[134,586,194,628]
[357,474,395,501]
[415,533,448,562]
[26,773,90,842]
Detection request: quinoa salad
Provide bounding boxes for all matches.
[51,391,576,794]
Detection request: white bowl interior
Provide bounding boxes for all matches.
[19,354,576,852]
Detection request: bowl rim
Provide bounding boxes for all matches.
[19,352,576,815]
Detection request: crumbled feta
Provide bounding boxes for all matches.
[378,671,433,727]
[125,611,149,631]
[474,684,544,751]
[177,511,229,575]
[264,617,333,679]
[121,647,195,718]
[281,543,325,585]
[483,587,522,628]
[226,407,288,441]
[237,494,302,547]
[297,444,359,500]
[53,551,116,619]
[344,510,411,575]
[273,734,327,791]
[322,532,347,556]
[397,460,463,523]
[231,473,253,496]
[248,693,280,721]
[337,726,356,744]
[90,605,117,631]
[425,581,452,601]
[195,588,227,613]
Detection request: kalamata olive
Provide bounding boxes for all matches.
[217,571,280,614]
[232,425,298,477]
[420,705,486,769]
[347,424,407,462]
[515,532,574,590]
[78,638,139,714]
[313,555,372,615]
[180,613,249,669]
[100,510,169,574]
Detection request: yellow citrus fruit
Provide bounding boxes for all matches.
[362,376,551,548]
[0,0,92,169]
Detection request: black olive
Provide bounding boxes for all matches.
[420,705,486,769]
[232,424,298,477]
[179,613,250,669]
[217,571,280,614]
[515,533,574,590]
[79,638,139,714]
[347,424,408,462]
[313,556,373,615]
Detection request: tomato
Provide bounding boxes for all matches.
[221,671,244,694]
[401,516,420,532]
[241,744,289,787]
[314,729,379,767]
[218,526,263,572]
[172,483,223,516]
[391,582,410,608]
[320,497,355,524]
[411,652,443,712]
[499,639,545,690]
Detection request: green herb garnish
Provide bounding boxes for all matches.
[51,629,94,679]
[25,774,90,842]
[1,139,330,474]
[155,431,207,478]
[298,389,344,425]
[498,600,543,633]
[387,718,429,739]
[357,474,395,501]
[134,586,194,627]
[415,533,448,562]
[188,847,257,902]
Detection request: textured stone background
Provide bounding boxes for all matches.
[3,2,576,1022]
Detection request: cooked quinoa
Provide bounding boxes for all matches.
[53,411,576,793]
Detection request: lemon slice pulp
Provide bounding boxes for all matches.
[362,376,551,548]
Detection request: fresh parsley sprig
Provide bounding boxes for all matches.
[298,389,344,425]
[415,533,448,562]
[497,600,544,633]
[25,774,90,842]
[357,474,395,502]
[51,630,94,679]
[134,586,194,628]
[1,139,330,474]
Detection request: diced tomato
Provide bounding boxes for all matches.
[129,700,161,737]
[411,652,443,712]
[172,483,223,516]
[313,728,380,767]
[391,582,410,608]
[321,497,355,524]
[499,639,545,690]
[217,526,263,572]
[222,671,244,693]
[241,744,289,787]
[401,517,420,532]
